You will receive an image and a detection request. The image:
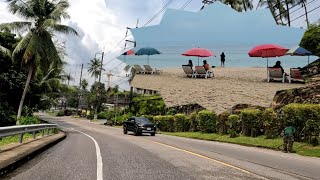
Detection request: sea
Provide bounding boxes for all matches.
[121,46,318,69]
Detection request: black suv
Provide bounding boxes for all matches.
[123,117,156,136]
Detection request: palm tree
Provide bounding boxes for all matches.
[81,79,88,90]
[219,0,253,12]
[88,58,102,82]
[0,0,78,119]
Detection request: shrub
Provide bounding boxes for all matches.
[56,111,64,117]
[227,115,240,138]
[97,112,108,119]
[197,110,217,133]
[217,111,230,134]
[174,114,188,132]
[240,109,262,137]
[262,108,280,139]
[19,116,41,125]
[189,112,198,132]
[281,103,320,142]
[153,115,174,132]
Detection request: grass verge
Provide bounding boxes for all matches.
[0,131,57,148]
[162,132,320,158]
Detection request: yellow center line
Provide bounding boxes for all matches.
[141,137,270,180]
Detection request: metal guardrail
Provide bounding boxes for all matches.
[0,124,58,143]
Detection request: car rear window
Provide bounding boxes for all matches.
[135,117,151,124]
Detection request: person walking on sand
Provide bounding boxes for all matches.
[281,124,296,153]
[220,52,226,67]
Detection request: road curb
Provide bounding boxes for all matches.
[0,132,66,178]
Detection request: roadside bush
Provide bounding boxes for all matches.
[56,111,64,117]
[189,112,198,132]
[240,109,262,137]
[174,114,189,132]
[18,116,41,125]
[97,112,108,119]
[217,111,230,134]
[153,115,174,132]
[197,110,217,133]
[262,108,279,139]
[227,115,240,138]
[281,103,320,142]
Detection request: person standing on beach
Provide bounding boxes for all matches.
[220,52,226,67]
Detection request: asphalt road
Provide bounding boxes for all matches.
[5,114,320,180]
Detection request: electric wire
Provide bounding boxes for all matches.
[143,0,175,27]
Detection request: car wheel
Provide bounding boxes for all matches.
[151,132,155,136]
[134,126,139,136]
[123,126,127,134]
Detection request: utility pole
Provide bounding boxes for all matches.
[77,64,83,115]
[94,52,105,120]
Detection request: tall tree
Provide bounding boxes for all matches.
[88,58,102,82]
[81,79,88,90]
[0,0,78,119]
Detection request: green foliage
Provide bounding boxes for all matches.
[281,103,320,142]
[197,110,217,133]
[189,112,198,132]
[174,114,189,132]
[56,111,64,117]
[18,116,41,125]
[240,109,262,137]
[131,95,166,116]
[262,108,279,139]
[153,115,174,132]
[300,22,320,57]
[227,115,240,138]
[217,111,230,134]
[97,111,108,119]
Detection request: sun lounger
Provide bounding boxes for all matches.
[133,65,145,74]
[268,68,285,83]
[143,65,163,74]
[288,68,304,83]
[194,66,214,79]
[182,65,195,78]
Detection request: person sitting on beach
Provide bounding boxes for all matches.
[187,60,193,69]
[273,61,285,75]
[203,60,214,77]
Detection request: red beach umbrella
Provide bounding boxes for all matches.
[248,44,288,67]
[182,47,215,65]
[122,50,135,62]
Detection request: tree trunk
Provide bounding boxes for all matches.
[17,65,34,121]
[303,2,309,28]
[268,2,279,25]
[242,0,247,11]
[285,0,290,26]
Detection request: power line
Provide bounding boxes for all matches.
[143,0,175,27]
[291,3,320,23]
[180,0,193,10]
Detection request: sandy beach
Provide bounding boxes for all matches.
[131,67,306,113]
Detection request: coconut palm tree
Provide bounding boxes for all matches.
[81,79,88,90]
[0,0,78,119]
[87,58,102,82]
[219,0,253,12]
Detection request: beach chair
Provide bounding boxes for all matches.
[133,65,145,74]
[288,68,304,83]
[267,68,285,83]
[182,65,195,78]
[194,66,214,79]
[143,65,163,74]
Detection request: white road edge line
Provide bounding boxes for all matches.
[72,128,103,180]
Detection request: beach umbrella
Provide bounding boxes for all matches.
[182,47,215,65]
[285,46,313,64]
[248,44,288,68]
[122,50,135,63]
[135,47,161,65]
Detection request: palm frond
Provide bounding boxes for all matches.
[7,0,35,20]
[51,24,78,36]
[48,0,70,21]
[12,32,32,62]
[0,45,12,58]
[0,21,32,33]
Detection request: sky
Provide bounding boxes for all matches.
[0,0,319,90]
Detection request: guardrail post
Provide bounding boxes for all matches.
[42,130,45,137]
[33,131,36,139]
[19,133,24,143]
[46,129,49,135]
